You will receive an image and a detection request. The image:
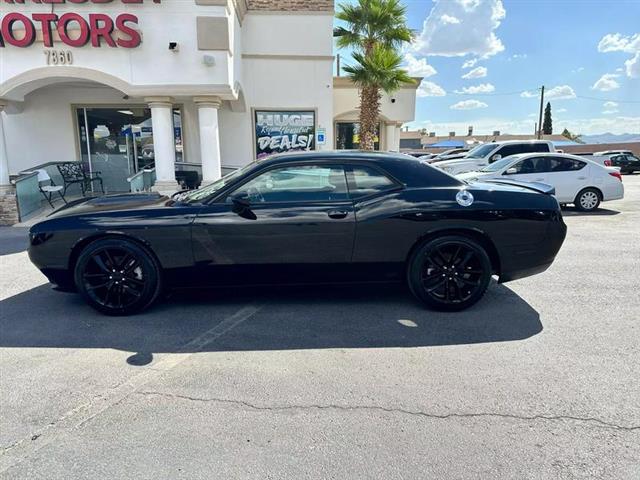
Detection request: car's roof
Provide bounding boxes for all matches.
[259,150,426,167]
[474,140,553,146]
[253,150,462,187]
[497,152,608,169]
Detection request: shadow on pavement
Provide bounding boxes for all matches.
[0,282,542,364]
[0,227,29,255]
[561,207,620,217]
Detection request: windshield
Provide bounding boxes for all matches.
[480,157,514,172]
[466,144,496,158]
[178,163,256,203]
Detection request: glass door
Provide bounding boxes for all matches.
[75,107,183,193]
[335,121,380,150]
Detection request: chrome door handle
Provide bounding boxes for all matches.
[534,178,545,181]
[327,210,349,219]
[577,177,587,180]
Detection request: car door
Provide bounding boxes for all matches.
[544,156,588,202]
[190,163,356,286]
[501,156,550,184]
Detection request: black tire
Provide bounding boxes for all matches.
[407,235,492,311]
[574,188,601,212]
[74,238,162,316]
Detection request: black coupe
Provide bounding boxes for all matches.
[28,151,567,315]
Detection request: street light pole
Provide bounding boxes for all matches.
[537,85,545,140]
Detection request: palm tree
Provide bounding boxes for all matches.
[561,128,584,144]
[334,0,414,150]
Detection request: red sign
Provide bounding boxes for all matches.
[0,0,161,48]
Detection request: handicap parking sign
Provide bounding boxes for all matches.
[317,128,326,145]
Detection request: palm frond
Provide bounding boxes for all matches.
[342,45,414,93]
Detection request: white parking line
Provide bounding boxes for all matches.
[0,304,262,474]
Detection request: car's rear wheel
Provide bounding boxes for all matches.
[575,188,601,212]
[74,238,162,316]
[408,235,492,311]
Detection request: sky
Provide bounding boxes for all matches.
[334,0,640,136]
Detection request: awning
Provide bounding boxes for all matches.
[426,140,466,148]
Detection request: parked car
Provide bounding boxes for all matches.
[457,153,624,211]
[28,151,566,315]
[436,140,556,175]
[593,149,634,156]
[423,148,471,164]
[603,153,640,174]
[403,151,430,158]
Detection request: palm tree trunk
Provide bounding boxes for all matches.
[359,84,381,151]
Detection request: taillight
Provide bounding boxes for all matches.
[609,171,622,182]
[604,159,612,166]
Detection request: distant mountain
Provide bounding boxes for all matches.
[580,133,640,144]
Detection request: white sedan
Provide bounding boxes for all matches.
[457,153,624,212]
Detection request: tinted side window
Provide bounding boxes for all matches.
[498,143,550,158]
[230,165,349,203]
[548,157,586,172]
[531,143,551,152]
[508,157,549,174]
[348,166,397,198]
[495,144,521,158]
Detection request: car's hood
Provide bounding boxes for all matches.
[437,153,467,161]
[47,193,171,219]
[436,157,478,167]
[457,171,493,182]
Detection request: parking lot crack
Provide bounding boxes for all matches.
[136,391,640,432]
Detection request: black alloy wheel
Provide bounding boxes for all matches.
[74,238,162,315]
[408,235,492,311]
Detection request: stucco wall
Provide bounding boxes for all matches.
[0,2,235,101]
[3,85,202,174]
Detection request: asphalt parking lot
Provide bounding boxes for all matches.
[1,176,639,479]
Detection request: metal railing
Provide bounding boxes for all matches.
[12,161,85,222]
[127,166,157,193]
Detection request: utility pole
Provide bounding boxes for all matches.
[537,85,545,140]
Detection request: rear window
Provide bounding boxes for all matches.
[348,166,397,199]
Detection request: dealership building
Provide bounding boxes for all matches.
[0,0,419,222]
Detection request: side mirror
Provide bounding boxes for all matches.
[505,167,517,175]
[230,193,251,209]
[229,193,256,220]
[490,154,502,163]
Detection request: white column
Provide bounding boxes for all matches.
[385,123,397,152]
[0,101,12,193]
[194,96,223,185]
[394,124,402,152]
[146,97,181,195]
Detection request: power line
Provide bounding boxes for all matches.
[575,95,640,104]
[448,89,640,104]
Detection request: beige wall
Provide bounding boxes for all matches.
[561,142,640,156]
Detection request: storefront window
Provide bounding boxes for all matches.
[335,122,380,150]
[75,107,183,192]
[254,110,316,160]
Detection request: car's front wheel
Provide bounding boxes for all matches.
[407,235,492,311]
[574,188,601,212]
[74,238,162,315]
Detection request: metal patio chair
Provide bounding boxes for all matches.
[57,162,105,196]
[36,169,67,208]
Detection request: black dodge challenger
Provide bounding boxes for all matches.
[28,151,567,315]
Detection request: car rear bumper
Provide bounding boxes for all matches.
[602,182,624,202]
[499,217,567,283]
